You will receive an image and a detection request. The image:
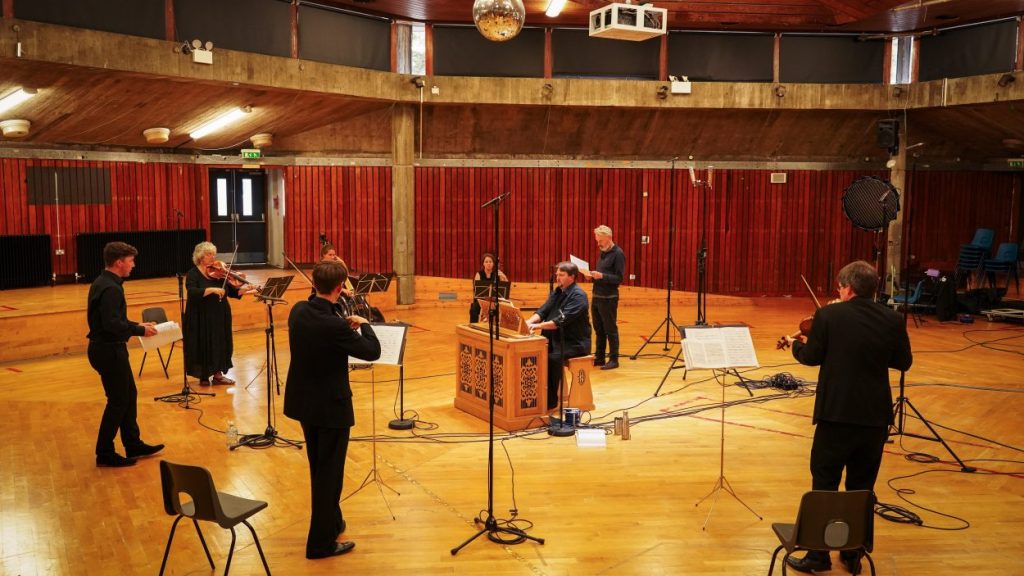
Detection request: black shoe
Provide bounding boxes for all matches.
[600,360,619,370]
[785,553,831,573]
[125,443,164,459]
[306,541,355,559]
[96,453,137,468]
[840,552,862,574]
[593,358,606,367]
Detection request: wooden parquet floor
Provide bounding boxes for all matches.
[1,281,1022,575]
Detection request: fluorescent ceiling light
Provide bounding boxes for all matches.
[0,88,38,115]
[189,106,251,139]
[546,0,567,18]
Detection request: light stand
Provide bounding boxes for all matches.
[452,191,544,555]
[695,370,761,530]
[154,210,214,406]
[631,157,683,358]
[888,150,975,473]
[235,278,302,450]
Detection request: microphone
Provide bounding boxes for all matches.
[481,191,511,208]
[905,142,925,150]
[173,208,184,218]
[689,167,697,186]
[879,189,891,203]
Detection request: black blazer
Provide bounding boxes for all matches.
[284,297,381,428]
[792,296,913,428]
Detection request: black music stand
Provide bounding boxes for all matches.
[353,272,393,299]
[235,275,303,450]
[473,280,511,301]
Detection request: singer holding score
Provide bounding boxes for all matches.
[586,225,625,370]
[526,262,592,410]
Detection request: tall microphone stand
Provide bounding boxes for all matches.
[888,150,974,473]
[154,209,214,406]
[695,166,712,325]
[452,191,544,555]
[631,157,682,358]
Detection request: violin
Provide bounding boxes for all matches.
[777,275,833,350]
[204,260,261,293]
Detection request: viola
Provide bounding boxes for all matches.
[205,260,259,292]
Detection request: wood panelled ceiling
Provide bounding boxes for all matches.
[322,0,1024,33]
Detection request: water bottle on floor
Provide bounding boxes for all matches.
[226,421,239,449]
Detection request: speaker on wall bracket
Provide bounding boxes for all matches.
[877,119,899,156]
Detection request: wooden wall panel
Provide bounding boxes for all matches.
[0,159,208,277]
[416,166,1022,297]
[283,166,393,274]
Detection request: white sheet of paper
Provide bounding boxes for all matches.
[353,323,407,366]
[138,321,182,352]
[682,326,758,369]
[570,254,591,276]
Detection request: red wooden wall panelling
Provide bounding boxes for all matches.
[415,166,1021,297]
[0,158,208,276]
[282,165,393,274]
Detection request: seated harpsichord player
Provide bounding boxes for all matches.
[525,262,592,411]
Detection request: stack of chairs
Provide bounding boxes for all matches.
[955,228,994,289]
[983,242,1020,293]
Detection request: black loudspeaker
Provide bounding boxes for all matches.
[877,119,899,151]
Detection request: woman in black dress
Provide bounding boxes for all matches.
[183,241,255,385]
[469,252,508,323]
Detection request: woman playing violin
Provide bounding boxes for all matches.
[183,241,257,385]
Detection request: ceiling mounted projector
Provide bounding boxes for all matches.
[589,2,667,41]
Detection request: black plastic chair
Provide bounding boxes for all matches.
[138,307,174,379]
[159,460,271,576]
[768,490,876,575]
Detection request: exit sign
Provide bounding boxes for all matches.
[241,148,261,160]
[1010,159,1024,168]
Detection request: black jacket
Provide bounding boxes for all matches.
[87,270,145,343]
[284,297,381,428]
[537,282,592,354]
[792,296,913,427]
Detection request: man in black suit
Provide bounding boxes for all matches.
[284,260,381,560]
[526,262,592,411]
[88,241,162,468]
[783,260,913,574]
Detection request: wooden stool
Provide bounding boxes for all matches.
[563,355,596,412]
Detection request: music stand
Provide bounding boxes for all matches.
[344,322,409,519]
[235,275,303,450]
[473,280,510,301]
[353,272,393,298]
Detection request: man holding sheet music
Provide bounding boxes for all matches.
[586,225,625,370]
[782,260,912,574]
[284,260,381,559]
[526,262,592,410]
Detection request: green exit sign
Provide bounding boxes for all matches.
[1010,159,1024,168]
[241,148,261,160]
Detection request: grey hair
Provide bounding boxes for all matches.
[593,225,613,238]
[837,260,879,298]
[192,241,217,266]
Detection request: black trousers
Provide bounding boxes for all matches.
[469,299,482,324]
[301,422,351,554]
[801,420,887,563]
[547,342,589,410]
[591,296,619,360]
[89,341,142,456]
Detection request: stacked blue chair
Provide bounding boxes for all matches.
[891,279,926,326]
[983,242,1019,292]
[955,228,994,288]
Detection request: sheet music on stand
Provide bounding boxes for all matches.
[257,275,294,302]
[353,272,394,296]
[352,322,408,366]
[682,326,759,370]
[473,280,511,300]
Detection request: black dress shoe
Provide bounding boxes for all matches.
[593,358,606,367]
[306,541,355,559]
[786,553,832,573]
[600,360,620,370]
[125,443,164,459]
[840,552,862,574]
[96,453,137,468]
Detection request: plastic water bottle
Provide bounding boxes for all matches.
[226,421,239,449]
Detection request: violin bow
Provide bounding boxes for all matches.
[282,252,314,287]
[221,243,241,292]
[801,274,822,310]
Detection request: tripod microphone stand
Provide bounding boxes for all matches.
[452,190,544,555]
[631,157,682,358]
[154,210,214,406]
[235,278,302,450]
[695,166,713,326]
[548,311,575,437]
[888,149,975,473]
